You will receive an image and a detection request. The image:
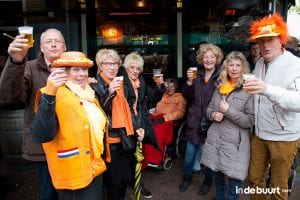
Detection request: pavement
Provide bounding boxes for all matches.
[1,155,300,200]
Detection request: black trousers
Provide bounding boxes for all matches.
[57,175,103,200]
[104,143,135,200]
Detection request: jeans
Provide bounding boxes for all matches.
[214,171,242,200]
[37,161,57,200]
[183,140,203,175]
[192,144,203,171]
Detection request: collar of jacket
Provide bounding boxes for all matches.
[123,70,147,106]
[90,75,109,96]
[198,65,221,80]
[37,53,49,71]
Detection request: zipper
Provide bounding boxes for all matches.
[256,96,260,137]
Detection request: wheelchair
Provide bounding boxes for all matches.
[175,120,187,159]
[142,116,187,171]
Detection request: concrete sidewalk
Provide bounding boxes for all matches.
[1,155,300,200]
[139,158,300,200]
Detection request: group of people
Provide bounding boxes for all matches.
[0,28,167,199]
[0,12,299,200]
[177,13,300,200]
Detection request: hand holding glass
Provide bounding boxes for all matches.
[153,69,162,84]
[190,67,198,79]
[114,76,124,90]
[18,26,34,48]
[243,74,256,92]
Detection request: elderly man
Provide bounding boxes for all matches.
[0,28,66,200]
[244,13,300,200]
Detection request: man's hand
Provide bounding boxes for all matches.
[7,35,30,63]
[243,77,267,95]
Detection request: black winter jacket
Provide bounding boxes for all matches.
[182,66,220,145]
[118,67,160,149]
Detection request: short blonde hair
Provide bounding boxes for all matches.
[196,43,224,65]
[95,48,122,74]
[219,51,250,86]
[123,52,144,72]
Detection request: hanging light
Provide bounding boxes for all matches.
[78,0,86,10]
[137,0,144,7]
[177,0,182,9]
[102,24,123,42]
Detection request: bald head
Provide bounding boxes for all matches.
[40,28,66,65]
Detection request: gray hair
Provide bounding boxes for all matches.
[40,28,65,44]
[95,48,122,74]
[123,52,144,72]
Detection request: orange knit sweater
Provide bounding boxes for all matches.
[36,86,110,190]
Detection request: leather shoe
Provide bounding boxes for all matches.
[198,184,211,196]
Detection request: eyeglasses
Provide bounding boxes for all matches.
[102,62,119,68]
[42,39,63,45]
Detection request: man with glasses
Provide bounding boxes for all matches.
[0,28,66,200]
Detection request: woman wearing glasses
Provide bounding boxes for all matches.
[90,49,138,200]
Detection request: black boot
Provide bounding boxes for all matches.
[179,175,192,192]
[198,183,211,196]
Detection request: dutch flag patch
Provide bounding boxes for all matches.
[57,147,79,158]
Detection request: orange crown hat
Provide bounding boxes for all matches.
[249,13,290,44]
[52,51,94,68]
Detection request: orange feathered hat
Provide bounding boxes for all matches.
[249,13,290,44]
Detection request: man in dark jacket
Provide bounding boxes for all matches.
[0,28,66,200]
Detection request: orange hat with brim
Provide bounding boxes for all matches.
[52,51,94,68]
[249,13,289,44]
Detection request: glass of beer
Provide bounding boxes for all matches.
[190,67,198,79]
[114,76,124,90]
[153,68,162,84]
[18,26,34,48]
[243,74,256,92]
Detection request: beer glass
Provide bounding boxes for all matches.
[190,67,198,79]
[153,69,162,84]
[114,76,124,90]
[243,74,256,92]
[18,26,34,48]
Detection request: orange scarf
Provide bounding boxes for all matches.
[100,73,134,136]
[130,78,140,115]
[219,81,236,96]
